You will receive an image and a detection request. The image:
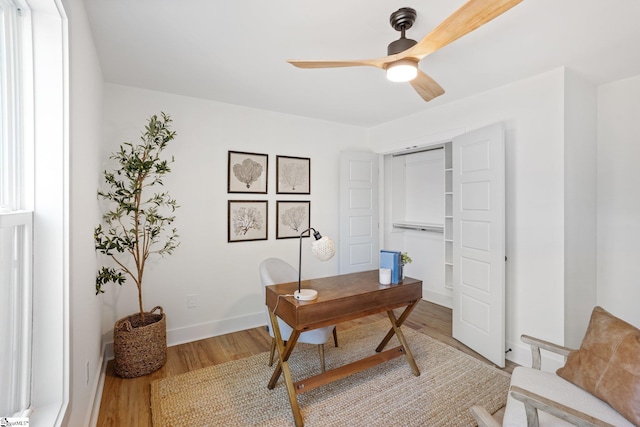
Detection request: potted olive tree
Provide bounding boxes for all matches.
[94,112,179,378]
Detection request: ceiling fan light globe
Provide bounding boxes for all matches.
[386,60,418,82]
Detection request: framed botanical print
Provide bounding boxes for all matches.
[276,155,310,194]
[228,200,268,242]
[228,151,268,194]
[276,200,310,239]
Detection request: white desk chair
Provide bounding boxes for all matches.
[259,258,338,372]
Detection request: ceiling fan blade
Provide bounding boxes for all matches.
[287,57,390,69]
[404,0,523,60]
[410,70,445,102]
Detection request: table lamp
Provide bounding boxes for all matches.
[295,227,335,300]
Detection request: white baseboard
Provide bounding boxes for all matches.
[506,337,566,372]
[102,311,266,360]
[87,343,108,427]
[167,312,266,347]
[422,291,452,309]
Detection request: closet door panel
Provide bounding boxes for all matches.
[339,152,379,274]
[452,123,506,368]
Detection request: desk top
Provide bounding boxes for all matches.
[265,270,422,331]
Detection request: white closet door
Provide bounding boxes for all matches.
[452,123,506,367]
[339,152,379,274]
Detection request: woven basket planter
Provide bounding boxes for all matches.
[113,306,167,378]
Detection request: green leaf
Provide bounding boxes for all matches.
[94,112,180,304]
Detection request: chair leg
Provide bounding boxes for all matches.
[318,344,326,372]
[269,338,276,367]
[332,327,338,347]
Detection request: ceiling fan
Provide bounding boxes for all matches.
[287,0,523,102]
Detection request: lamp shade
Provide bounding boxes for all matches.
[386,59,418,82]
[311,236,335,261]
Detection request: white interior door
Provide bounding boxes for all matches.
[452,123,506,367]
[339,152,379,274]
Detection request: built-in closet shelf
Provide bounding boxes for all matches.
[444,217,453,240]
[444,143,453,169]
[392,222,444,233]
[445,193,453,217]
[444,263,453,289]
[444,141,454,291]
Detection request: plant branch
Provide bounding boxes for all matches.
[94,112,180,320]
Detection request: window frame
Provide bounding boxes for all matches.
[0,0,33,417]
[0,0,69,423]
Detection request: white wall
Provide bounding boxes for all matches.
[369,68,569,367]
[100,84,368,346]
[563,70,598,348]
[597,74,640,327]
[62,0,104,425]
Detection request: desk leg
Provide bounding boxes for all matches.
[375,300,419,352]
[267,310,300,388]
[387,309,420,376]
[267,310,304,427]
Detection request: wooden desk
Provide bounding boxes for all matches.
[265,270,422,427]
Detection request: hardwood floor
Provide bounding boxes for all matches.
[96,300,517,426]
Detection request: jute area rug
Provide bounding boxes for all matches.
[151,320,510,426]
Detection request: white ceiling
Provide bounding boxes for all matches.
[84,0,640,127]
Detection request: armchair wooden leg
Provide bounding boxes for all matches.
[332,327,338,347]
[318,344,326,372]
[269,338,276,367]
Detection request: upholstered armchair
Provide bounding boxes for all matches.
[471,307,639,427]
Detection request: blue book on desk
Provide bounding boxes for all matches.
[380,250,401,284]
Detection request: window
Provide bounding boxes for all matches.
[1,0,68,423]
[0,0,33,417]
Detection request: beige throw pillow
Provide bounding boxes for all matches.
[557,306,640,426]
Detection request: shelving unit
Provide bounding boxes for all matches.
[444,142,454,290]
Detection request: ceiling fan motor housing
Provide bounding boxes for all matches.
[388,7,418,55]
[388,37,417,55]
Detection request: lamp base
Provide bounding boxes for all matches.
[294,289,318,301]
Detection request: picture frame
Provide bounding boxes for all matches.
[228,151,268,194]
[276,155,310,194]
[228,200,268,242]
[276,200,310,239]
